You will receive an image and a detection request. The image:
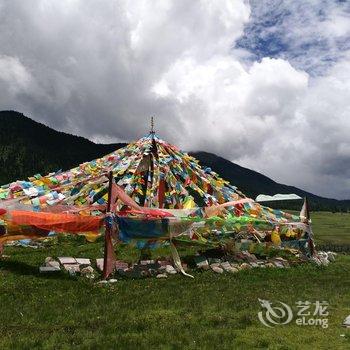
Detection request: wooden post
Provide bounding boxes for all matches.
[103,171,116,279]
[302,197,316,256]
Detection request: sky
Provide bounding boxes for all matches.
[0,0,349,199]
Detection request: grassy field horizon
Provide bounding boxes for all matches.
[311,212,350,246]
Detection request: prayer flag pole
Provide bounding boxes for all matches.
[150,115,155,137]
[102,171,116,279]
[301,197,316,257]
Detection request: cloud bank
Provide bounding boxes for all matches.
[0,0,349,199]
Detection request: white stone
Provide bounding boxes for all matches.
[63,264,80,272]
[311,257,322,266]
[273,261,285,268]
[76,258,91,265]
[46,261,60,269]
[327,252,336,262]
[81,266,94,274]
[97,280,108,285]
[319,256,330,266]
[211,264,223,274]
[220,261,231,271]
[165,265,177,274]
[195,257,209,270]
[343,315,350,327]
[58,257,76,264]
[140,260,155,265]
[96,258,104,271]
[221,262,238,273]
[156,273,168,279]
[240,263,252,270]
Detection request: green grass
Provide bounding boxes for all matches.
[311,212,350,245]
[1,212,350,349]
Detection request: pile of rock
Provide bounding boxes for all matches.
[194,251,293,273]
[311,251,337,266]
[39,257,95,279]
[95,258,184,279]
[39,249,337,280]
[39,256,184,280]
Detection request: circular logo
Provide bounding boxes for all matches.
[258,298,293,327]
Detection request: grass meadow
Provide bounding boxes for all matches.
[0,212,350,349]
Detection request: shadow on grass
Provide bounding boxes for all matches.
[0,259,72,281]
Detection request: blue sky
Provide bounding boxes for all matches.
[236,0,350,76]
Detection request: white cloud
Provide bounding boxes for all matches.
[0,0,349,199]
[0,55,32,93]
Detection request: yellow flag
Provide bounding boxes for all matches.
[183,196,195,209]
[271,230,281,246]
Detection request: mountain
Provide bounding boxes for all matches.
[190,152,350,211]
[0,110,349,211]
[0,111,126,185]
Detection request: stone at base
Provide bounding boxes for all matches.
[115,262,129,271]
[58,257,76,264]
[221,262,239,273]
[240,263,251,270]
[156,273,168,279]
[342,315,350,327]
[76,258,91,265]
[210,264,223,274]
[273,261,285,268]
[165,265,177,274]
[96,258,104,271]
[194,256,209,270]
[81,266,94,274]
[46,261,60,269]
[97,280,108,285]
[220,261,231,271]
[140,260,155,265]
[63,264,80,272]
[327,251,336,262]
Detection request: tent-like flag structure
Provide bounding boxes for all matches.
[0,134,244,209]
[0,131,315,277]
